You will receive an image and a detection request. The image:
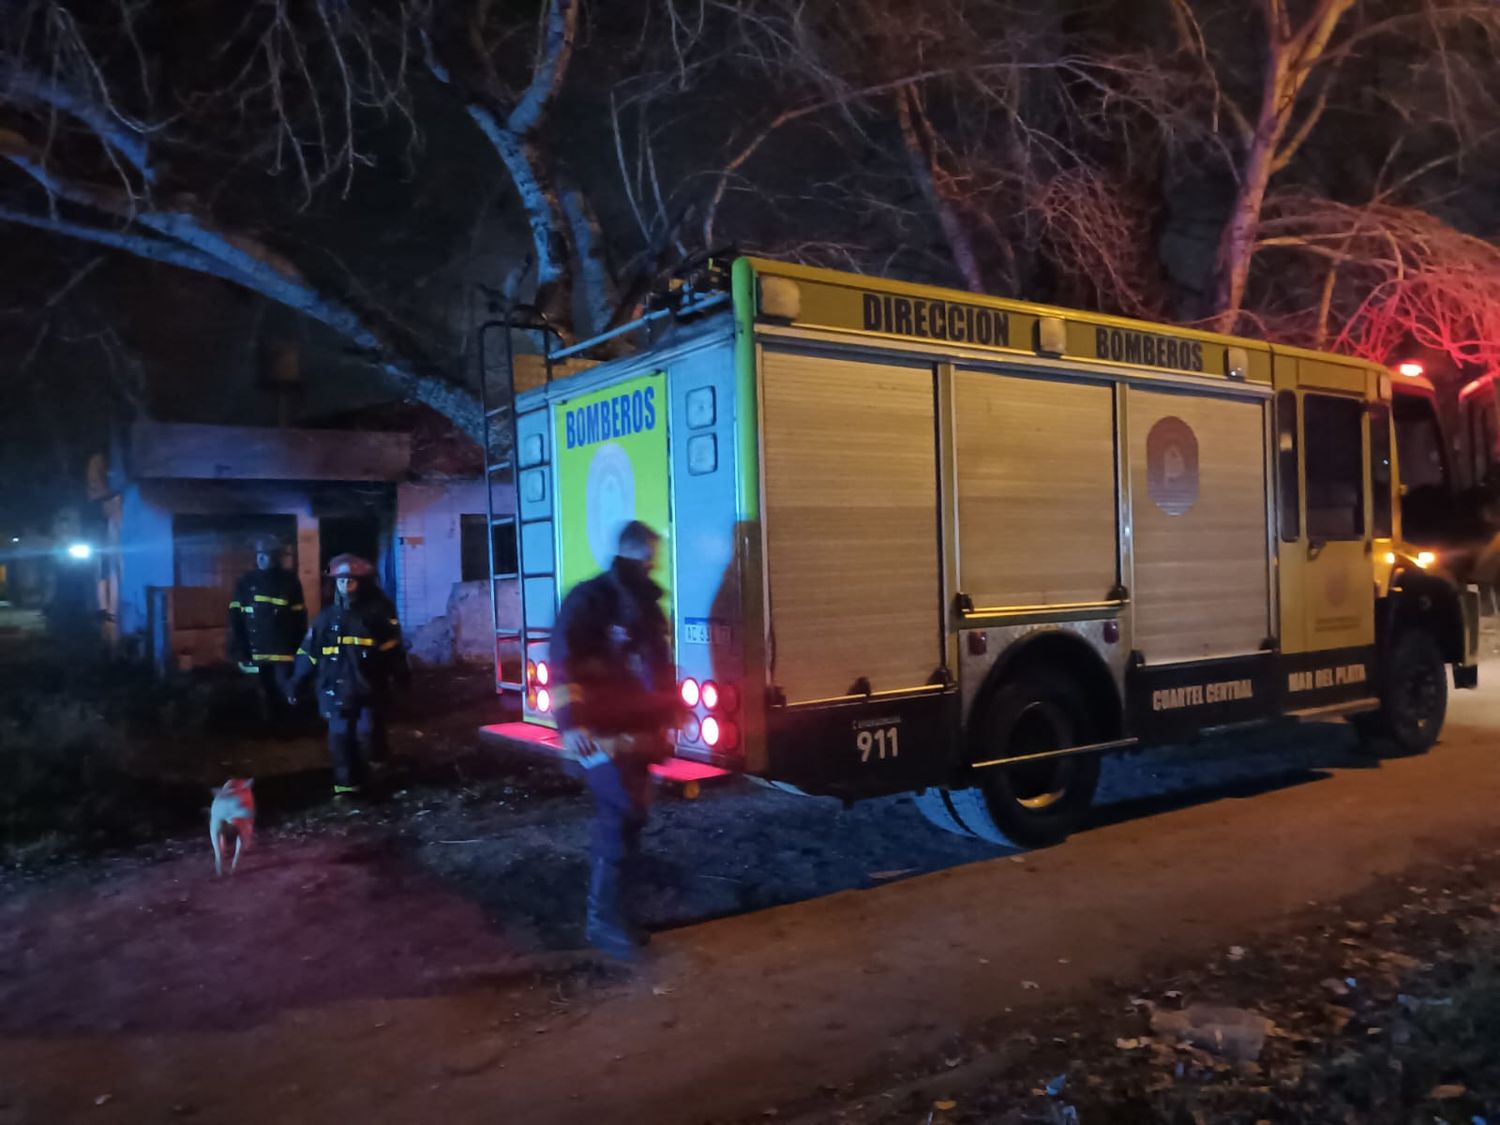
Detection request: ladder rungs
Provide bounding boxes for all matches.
[490,516,516,526]
[486,461,513,475]
[498,680,525,692]
[485,406,510,419]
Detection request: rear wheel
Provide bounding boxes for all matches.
[1355,628,1447,756]
[946,673,1102,849]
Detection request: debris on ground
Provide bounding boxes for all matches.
[1148,1003,1274,1061]
[776,849,1500,1124]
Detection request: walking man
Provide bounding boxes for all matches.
[551,521,683,959]
[227,535,307,731]
[290,554,408,797]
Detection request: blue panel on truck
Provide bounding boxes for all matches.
[516,410,549,467]
[666,340,745,764]
[523,577,556,628]
[520,520,555,576]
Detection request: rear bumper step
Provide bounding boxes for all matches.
[478,722,732,785]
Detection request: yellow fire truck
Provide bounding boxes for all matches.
[483,257,1480,848]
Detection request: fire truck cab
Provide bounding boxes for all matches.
[484,258,1480,849]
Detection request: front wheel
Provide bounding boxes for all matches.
[1356,628,1447,755]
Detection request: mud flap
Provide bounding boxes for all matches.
[1457,584,1481,690]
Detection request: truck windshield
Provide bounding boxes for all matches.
[1393,395,1449,491]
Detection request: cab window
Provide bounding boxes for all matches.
[1304,394,1365,540]
[1275,391,1300,541]
[1369,403,1392,539]
[1393,394,1448,491]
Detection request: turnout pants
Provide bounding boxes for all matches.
[326,704,388,789]
[253,661,295,726]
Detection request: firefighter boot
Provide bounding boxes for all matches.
[586,859,642,960]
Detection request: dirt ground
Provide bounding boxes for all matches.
[807,851,1500,1125]
[6,652,1500,1123]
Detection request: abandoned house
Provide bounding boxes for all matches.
[94,407,516,671]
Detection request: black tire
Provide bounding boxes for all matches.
[1357,628,1448,756]
[950,672,1102,849]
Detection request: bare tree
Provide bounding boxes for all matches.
[0,0,490,430]
[1258,191,1500,375]
[1166,0,1500,332]
[5,0,1500,444]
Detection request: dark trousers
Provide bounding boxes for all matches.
[326,704,387,789]
[584,755,653,866]
[253,662,294,725]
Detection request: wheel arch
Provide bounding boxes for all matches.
[966,628,1125,763]
[1381,569,1467,665]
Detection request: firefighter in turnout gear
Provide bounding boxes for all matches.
[289,554,409,796]
[550,521,684,960]
[228,535,307,729]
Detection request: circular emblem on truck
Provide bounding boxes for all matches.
[1146,416,1200,517]
[586,442,636,569]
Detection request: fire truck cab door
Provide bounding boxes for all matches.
[1290,390,1377,653]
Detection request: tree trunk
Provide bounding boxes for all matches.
[895,87,986,294]
[1211,0,1355,331]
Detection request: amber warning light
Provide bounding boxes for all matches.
[1397,361,1424,377]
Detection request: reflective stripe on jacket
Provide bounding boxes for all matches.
[291,591,408,717]
[228,569,308,664]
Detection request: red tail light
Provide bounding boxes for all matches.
[535,687,552,713]
[680,678,701,707]
[701,716,721,747]
[536,661,550,686]
[701,681,720,711]
[681,716,701,743]
[718,720,739,751]
[717,683,740,713]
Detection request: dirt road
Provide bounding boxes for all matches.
[6,677,1500,1124]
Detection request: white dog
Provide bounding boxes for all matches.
[210,778,256,876]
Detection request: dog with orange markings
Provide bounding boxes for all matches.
[210,779,255,876]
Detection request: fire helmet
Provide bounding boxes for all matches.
[252,534,285,554]
[327,553,375,578]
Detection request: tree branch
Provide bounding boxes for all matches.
[0,198,480,435]
[0,60,156,185]
[702,70,951,247]
[895,85,984,292]
[507,0,580,135]
[1270,83,1329,173]
[561,185,616,338]
[423,23,574,320]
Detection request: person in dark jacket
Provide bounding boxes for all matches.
[289,553,409,796]
[550,521,683,959]
[228,535,307,729]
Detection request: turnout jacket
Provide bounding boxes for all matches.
[550,557,681,760]
[227,568,307,665]
[291,590,409,717]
